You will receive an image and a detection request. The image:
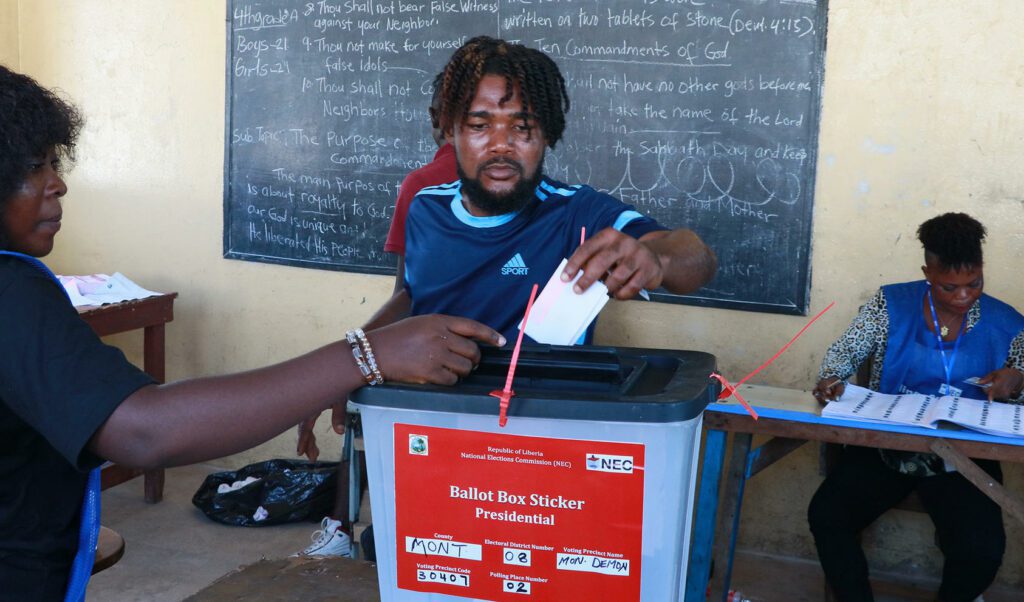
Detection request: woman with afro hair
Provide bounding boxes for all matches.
[0,65,502,601]
[809,212,1024,601]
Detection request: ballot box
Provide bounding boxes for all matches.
[350,344,717,602]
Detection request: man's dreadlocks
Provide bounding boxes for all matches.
[438,36,570,148]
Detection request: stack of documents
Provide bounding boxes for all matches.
[824,384,1024,438]
[57,273,161,308]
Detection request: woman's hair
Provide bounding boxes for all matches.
[916,212,986,271]
[0,65,83,244]
[437,36,570,148]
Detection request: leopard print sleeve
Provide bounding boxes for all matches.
[1004,330,1024,404]
[819,289,888,384]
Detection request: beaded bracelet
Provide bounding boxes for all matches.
[345,328,383,386]
[354,328,385,385]
[345,329,381,386]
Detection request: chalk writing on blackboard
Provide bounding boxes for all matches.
[224,0,828,315]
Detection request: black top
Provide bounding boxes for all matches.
[0,257,154,600]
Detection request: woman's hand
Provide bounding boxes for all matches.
[977,367,1024,402]
[294,315,502,460]
[812,377,845,405]
[296,414,321,462]
[368,314,505,385]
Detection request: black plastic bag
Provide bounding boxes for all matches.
[192,459,338,527]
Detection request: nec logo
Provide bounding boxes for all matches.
[501,253,529,276]
[586,454,634,474]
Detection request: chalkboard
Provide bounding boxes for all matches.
[224,0,828,315]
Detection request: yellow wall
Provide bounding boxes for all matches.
[10,0,1024,587]
[0,0,18,67]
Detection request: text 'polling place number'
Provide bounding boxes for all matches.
[503,548,531,566]
[503,580,532,595]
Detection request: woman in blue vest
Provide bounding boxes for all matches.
[808,212,1024,601]
[0,65,503,601]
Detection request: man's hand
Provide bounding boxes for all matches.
[368,314,506,385]
[977,367,1024,402]
[562,228,662,300]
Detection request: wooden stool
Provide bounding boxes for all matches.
[92,526,125,574]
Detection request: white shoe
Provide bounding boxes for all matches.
[297,517,352,557]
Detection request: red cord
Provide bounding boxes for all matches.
[491,283,540,427]
[712,302,835,420]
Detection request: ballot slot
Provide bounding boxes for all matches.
[465,346,706,401]
[467,345,630,395]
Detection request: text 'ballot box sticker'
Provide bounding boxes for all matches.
[393,423,645,600]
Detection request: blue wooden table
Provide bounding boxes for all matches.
[684,384,1024,601]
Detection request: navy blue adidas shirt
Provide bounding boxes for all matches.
[404,176,667,343]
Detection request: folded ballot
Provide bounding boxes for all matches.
[57,273,161,307]
[823,383,1024,439]
[522,258,609,346]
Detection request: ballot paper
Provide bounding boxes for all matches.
[823,383,1024,438]
[522,258,609,345]
[56,273,161,307]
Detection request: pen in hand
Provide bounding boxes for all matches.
[812,377,844,405]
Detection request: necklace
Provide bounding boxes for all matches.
[937,314,953,337]
[935,311,961,337]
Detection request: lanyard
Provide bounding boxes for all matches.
[927,289,967,393]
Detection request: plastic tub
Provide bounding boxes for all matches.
[351,344,717,601]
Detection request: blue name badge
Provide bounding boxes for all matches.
[938,383,962,397]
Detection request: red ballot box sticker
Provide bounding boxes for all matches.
[394,424,645,601]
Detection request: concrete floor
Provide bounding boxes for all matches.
[87,462,818,601]
[88,463,323,601]
[86,463,1018,601]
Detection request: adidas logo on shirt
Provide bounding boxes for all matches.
[501,253,529,276]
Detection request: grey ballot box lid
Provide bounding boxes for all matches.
[351,344,718,424]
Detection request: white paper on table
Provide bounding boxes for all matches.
[521,258,609,345]
[57,273,161,307]
[824,383,1024,438]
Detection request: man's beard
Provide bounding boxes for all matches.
[458,157,543,216]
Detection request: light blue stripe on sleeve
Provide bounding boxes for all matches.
[612,210,644,231]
